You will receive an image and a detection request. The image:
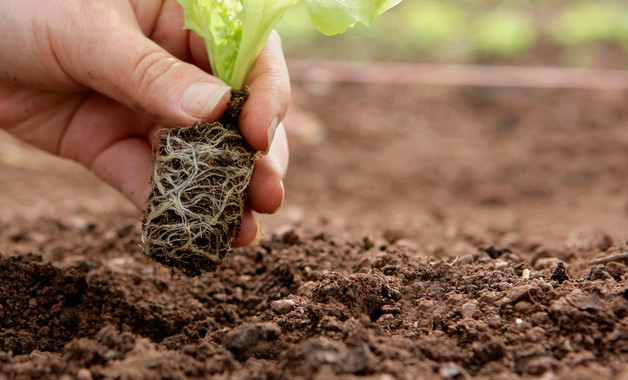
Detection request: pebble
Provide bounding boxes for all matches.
[76,368,93,380]
[439,363,462,379]
[271,299,296,314]
[456,254,475,265]
[460,302,477,319]
[213,293,228,302]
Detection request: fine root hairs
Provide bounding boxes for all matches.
[141,117,256,276]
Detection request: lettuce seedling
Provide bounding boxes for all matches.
[178,0,404,89]
[141,0,404,276]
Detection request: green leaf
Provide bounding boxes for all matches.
[230,0,299,89]
[177,0,243,86]
[303,0,403,35]
[177,0,403,89]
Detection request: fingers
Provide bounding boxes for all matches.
[239,31,291,153]
[231,208,261,248]
[232,124,289,247]
[51,92,156,208]
[58,4,230,128]
[145,0,192,63]
[90,137,154,208]
[247,123,289,214]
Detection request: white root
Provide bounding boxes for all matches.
[141,121,256,274]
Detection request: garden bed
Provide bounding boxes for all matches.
[1,81,627,379]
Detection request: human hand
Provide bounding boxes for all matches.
[0,0,289,247]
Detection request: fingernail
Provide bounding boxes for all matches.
[247,223,264,247]
[262,118,279,155]
[180,82,230,119]
[271,181,285,214]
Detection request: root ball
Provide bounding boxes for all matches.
[141,91,255,276]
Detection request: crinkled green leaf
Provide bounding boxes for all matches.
[230,0,299,89]
[177,0,403,89]
[177,0,242,86]
[303,0,404,35]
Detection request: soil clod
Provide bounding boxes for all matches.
[550,262,569,283]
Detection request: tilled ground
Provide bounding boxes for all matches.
[1,82,628,379]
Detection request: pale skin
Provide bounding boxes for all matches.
[0,0,290,247]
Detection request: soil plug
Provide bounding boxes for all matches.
[141,0,404,275]
[142,91,254,275]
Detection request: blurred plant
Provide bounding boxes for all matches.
[472,9,536,56]
[277,0,628,65]
[549,2,628,46]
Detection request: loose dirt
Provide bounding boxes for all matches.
[1,82,628,379]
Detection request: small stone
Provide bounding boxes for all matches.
[67,216,89,231]
[439,362,462,379]
[456,255,475,265]
[76,368,93,380]
[28,298,37,309]
[460,302,477,319]
[234,287,243,301]
[270,299,295,315]
[213,293,228,302]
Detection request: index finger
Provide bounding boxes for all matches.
[239,31,291,153]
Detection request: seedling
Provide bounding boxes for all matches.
[141,0,404,276]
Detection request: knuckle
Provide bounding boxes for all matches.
[131,49,179,99]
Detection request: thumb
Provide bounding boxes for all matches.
[68,24,230,127]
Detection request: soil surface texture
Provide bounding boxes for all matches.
[1,82,628,379]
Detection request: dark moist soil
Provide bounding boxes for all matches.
[1,82,628,379]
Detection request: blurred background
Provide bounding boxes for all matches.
[277,0,628,68]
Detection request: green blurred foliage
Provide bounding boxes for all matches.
[472,9,537,55]
[275,0,628,66]
[550,3,628,45]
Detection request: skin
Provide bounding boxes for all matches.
[0,0,290,247]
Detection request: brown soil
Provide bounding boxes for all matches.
[1,81,628,379]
